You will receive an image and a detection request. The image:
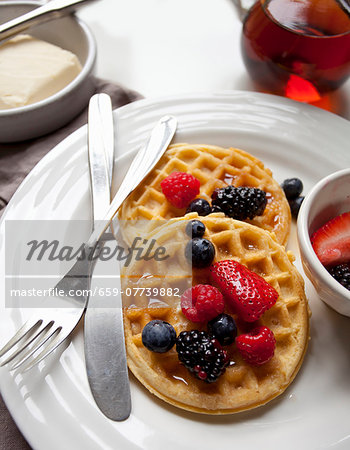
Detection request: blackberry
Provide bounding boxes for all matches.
[211,186,267,220]
[176,330,229,383]
[329,264,350,291]
[186,198,212,216]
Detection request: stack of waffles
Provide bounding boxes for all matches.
[118,143,309,414]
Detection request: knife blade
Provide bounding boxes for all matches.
[85,93,131,421]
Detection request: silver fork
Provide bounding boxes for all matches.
[0,114,177,372]
[0,93,113,372]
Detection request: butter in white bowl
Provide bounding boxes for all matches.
[0,34,82,109]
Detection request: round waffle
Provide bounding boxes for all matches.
[122,213,309,414]
[119,143,291,246]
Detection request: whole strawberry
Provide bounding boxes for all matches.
[161,171,200,209]
[236,326,276,366]
[210,260,278,322]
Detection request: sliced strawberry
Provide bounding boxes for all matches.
[311,211,350,267]
[210,260,278,322]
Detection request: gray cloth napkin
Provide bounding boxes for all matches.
[0,77,142,449]
[0,77,142,214]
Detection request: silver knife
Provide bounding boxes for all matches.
[84,98,177,421]
[85,93,132,421]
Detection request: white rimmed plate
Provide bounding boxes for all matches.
[1,92,350,450]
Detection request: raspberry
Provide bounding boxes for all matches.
[236,326,276,366]
[181,284,224,323]
[211,186,267,220]
[161,172,200,209]
[176,330,229,383]
[328,264,350,291]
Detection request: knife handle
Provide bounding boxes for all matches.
[88,93,114,223]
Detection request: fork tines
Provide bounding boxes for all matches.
[0,317,62,371]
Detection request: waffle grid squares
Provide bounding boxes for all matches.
[122,213,309,414]
[119,143,291,246]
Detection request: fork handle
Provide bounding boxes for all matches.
[0,0,99,42]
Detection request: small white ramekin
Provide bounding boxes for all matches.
[297,168,350,317]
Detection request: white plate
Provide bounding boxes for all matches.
[1,92,350,450]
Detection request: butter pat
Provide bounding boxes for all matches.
[0,34,82,109]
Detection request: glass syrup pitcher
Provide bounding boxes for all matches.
[233,0,350,102]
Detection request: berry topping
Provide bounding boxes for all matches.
[236,326,276,366]
[176,330,229,383]
[311,211,350,267]
[185,237,215,268]
[281,178,303,200]
[211,186,267,221]
[208,313,237,346]
[181,285,224,323]
[289,196,304,218]
[142,320,176,353]
[161,172,200,209]
[210,260,278,322]
[185,219,206,238]
[186,198,212,216]
[328,264,350,291]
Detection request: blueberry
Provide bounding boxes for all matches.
[289,196,304,218]
[185,219,206,238]
[208,314,237,346]
[142,320,176,353]
[281,178,303,200]
[186,198,212,216]
[185,237,215,268]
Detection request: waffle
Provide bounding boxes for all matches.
[122,213,309,414]
[119,143,291,246]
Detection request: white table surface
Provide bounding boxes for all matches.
[77,0,350,120]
